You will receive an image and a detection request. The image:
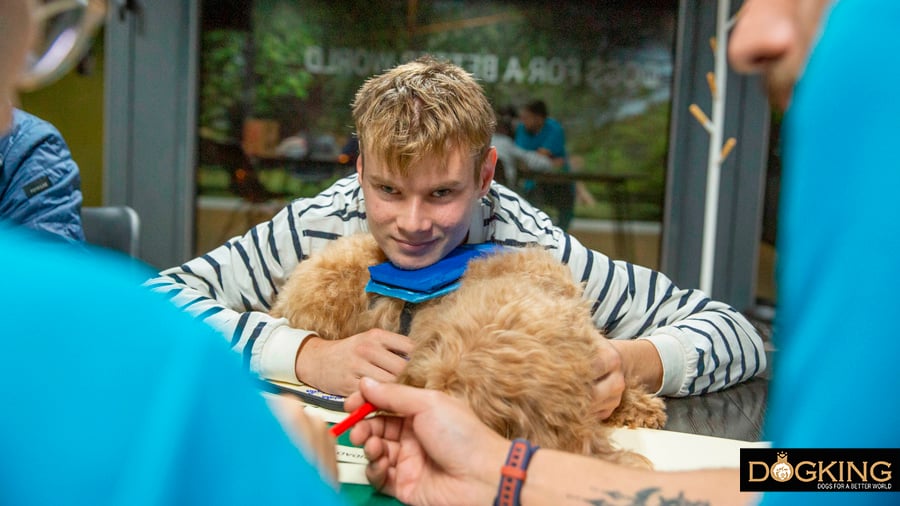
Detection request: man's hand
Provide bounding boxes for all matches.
[592,339,626,420]
[347,378,508,505]
[294,329,415,396]
[610,339,663,394]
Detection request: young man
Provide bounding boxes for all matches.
[151,57,765,416]
[348,1,899,505]
[0,2,343,504]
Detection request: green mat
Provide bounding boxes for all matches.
[339,484,403,505]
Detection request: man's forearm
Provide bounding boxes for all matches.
[523,448,754,506]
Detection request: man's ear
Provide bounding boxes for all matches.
[478,147,497,197]
[356,152,364,180]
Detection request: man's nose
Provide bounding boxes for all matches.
[728,0,795,74]
[397,199,431,233]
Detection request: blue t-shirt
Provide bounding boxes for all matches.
[0,225,345,505]
[762,1,899,504]
[515,117,569,172]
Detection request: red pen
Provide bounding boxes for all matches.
[329,401,377,437]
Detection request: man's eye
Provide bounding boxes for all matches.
[432,189,451,198]
[379,185,397,194]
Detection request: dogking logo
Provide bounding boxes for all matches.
[741,448,899,492]
[770,452,793,482]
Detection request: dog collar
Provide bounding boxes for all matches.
[365,243,502,303]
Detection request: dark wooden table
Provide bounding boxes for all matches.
[661,349,771,442]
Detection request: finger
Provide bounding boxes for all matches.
[371,348,412,377]
[349,416,382,446]
[344,390,365,412]
[363,435,388,463]
[366,455,392,493]
[594,371,625,399]
[593,374,625,419]
[358,362,399,384]
[381,331,416,357]
[358,377,435,417]
[592,346,621,378]
[382,415,404,442]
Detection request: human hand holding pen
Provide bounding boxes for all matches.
[346,377,509,505]
[346,378,752,506]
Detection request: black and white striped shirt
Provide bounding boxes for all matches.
[149,174,766,397]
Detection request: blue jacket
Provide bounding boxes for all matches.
[0,109,84,241]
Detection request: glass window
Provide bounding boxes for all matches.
[196,0,678,266]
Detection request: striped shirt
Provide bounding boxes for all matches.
[149,174,766,397]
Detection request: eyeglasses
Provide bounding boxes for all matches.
[17,0,106,91]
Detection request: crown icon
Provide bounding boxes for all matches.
[771,451,793,482]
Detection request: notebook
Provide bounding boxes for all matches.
[260,379,345,412]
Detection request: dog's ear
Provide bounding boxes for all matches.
[271,234,387,339]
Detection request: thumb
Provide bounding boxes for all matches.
[359,377,430,418]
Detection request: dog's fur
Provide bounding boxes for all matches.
[271,234,666,466]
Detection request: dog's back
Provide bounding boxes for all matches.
[272,236,663,465]
[402,247,641,462]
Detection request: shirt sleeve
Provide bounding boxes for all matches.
[145,201,316,383]
[542,121,567,159]
[563,233,766,396]
[146,176,365,384]
[485,185,767,397]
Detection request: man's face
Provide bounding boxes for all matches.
[519,108,544,135]
[357,146,495,270]
[0,0,33,132]
[728,0,833,111]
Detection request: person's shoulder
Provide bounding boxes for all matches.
[12,109,61,135]
[488,185,563,242]
[5,109,66,151]
[286,173,366,226]
[545,117,564,132]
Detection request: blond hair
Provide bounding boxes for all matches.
[351,55,496,179]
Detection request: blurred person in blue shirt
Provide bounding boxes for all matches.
[515,99,575,230]
[0,1,345,504]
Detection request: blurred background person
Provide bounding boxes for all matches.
[0,108,84,241]
[491,105,553,187]
[515,99,575,230]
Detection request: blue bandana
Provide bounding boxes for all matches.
[365,243,502,303]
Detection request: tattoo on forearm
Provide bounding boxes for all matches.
[568,487,710,506]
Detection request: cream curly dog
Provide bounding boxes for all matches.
[271,234,666,466]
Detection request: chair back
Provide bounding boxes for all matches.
[81,206,141,257]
